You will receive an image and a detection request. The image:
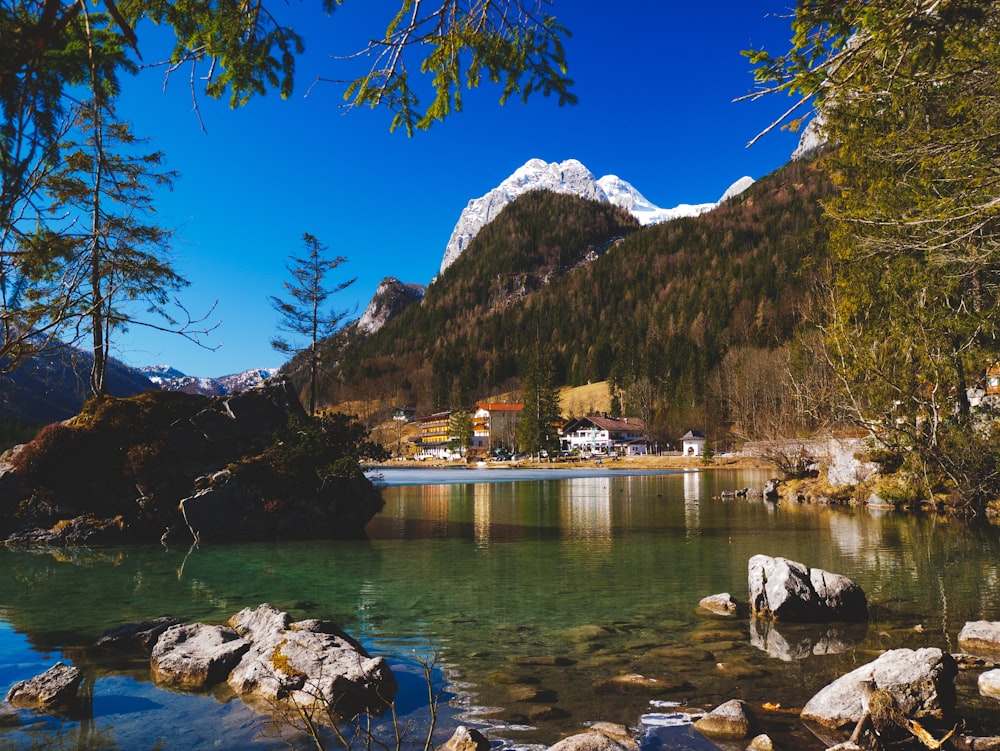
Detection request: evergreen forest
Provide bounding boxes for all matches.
[288,158,835,447]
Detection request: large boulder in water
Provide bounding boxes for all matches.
[226,603,397,720]
[748,555,868,622]
[801,647,957,728]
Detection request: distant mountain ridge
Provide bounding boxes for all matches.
[0,356,280,427]
[140,365,277,396]
[438,158,754,273]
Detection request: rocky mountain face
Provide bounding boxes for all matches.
[354,277,426,335]
[438,158,754,273]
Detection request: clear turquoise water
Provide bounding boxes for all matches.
[1,468,999,750]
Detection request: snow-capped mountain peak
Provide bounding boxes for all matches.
[439,159,755,273]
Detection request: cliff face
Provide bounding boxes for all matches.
[0,381,384,545]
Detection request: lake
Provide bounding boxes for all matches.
[1,467,999,750]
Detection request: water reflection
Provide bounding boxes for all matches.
[749,617,867,661]
[4,470,1000,751]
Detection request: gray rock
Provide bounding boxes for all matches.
[698,593,738,617]
[226,603,397,720]
[959,621,1000,659]
[693,699,754,740]
[150,623,250,691]
[800,647,957,728]
[980,669,1000,700]
[747,734,774,751]
[763,480,779,502]
[5,662,83,712]
[748,555,867,622]
[547,722,638,751]
[826,439,877,488]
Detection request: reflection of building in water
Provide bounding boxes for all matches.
[473,483,493,545]
[683,471,701,537]
[683,471,701,502]
[559,477,613,540]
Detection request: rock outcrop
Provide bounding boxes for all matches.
[748,555,868,622]
[0,379,385,545]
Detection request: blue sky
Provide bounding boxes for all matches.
[111,1,804,377]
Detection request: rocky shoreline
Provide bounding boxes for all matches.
[7,556,1000,751]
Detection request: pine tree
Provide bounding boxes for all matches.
[448,409,473,457]
[46,98,187,395]
[270,233,355,416]
[517,343,560,455]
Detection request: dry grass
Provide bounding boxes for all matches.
[559,381,612,417]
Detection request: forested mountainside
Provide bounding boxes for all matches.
[289,158,834,420]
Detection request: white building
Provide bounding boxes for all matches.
[560,416,648,456]
[680,430,707,456]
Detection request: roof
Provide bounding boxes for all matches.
[563,415,647,433]
[475,402,524,412]
[681,430,706,440]
[417,410,452,423]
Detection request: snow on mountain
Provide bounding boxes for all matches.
[719,176,756,203]
[439,158,755,273]
[218,368,279,393]
[140,366,277,396]
[792,114,827,161]
[356,277,426,335]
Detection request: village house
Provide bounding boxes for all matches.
[560,415,648,456]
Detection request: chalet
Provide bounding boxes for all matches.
[472,402,523,452]
[560,415,648,456]
[680,430,706,456]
